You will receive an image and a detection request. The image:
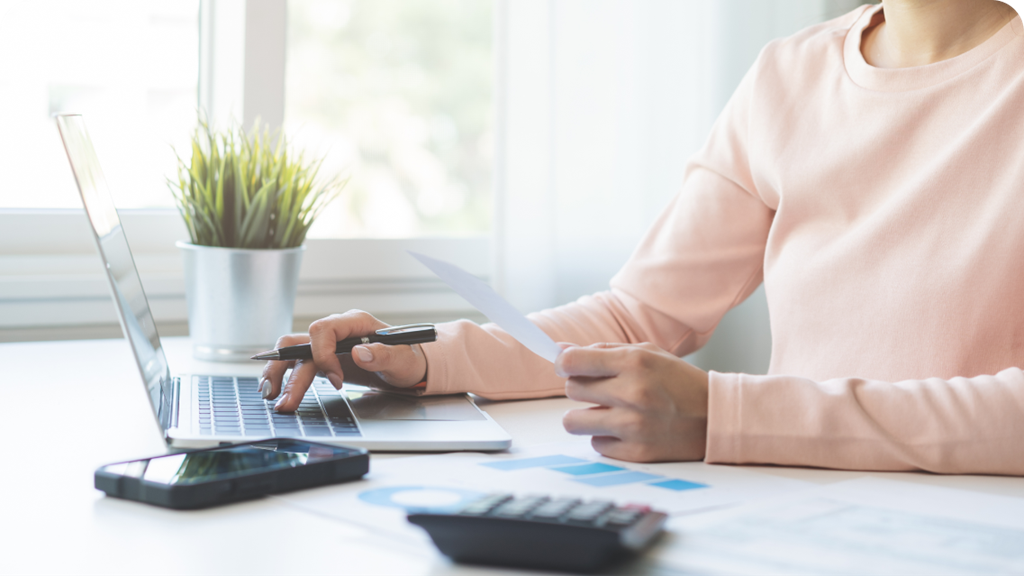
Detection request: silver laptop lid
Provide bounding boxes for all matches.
[56,114,174,434]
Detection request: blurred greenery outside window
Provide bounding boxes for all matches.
[288,0,494,239]
[0,0,493,240]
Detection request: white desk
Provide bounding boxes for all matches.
[4,337,1024,575]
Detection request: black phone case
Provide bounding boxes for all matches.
[95,440,369,510]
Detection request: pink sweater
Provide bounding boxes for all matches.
[421,4,1024,474]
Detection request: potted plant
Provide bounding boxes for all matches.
[170,121,344,361]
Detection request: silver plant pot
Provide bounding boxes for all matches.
[177,242,305,362]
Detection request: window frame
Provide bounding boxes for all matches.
[0,209,489,334]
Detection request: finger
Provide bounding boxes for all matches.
[260,334,309,400]
[309,310,390,389]
[554,342,574,365]
[589,342,632,349]
[552,344,622,377]
[261,360,294,401]
[591,436,665,463]
[556,343,665,378]
[554,342,637,367]
[562,405,619,437]
[351,342,427,387]
[556,342,578,353]
[589,342,662,350]
[564,375,630,408]
[274,357,319,412]
[590,436,636,461]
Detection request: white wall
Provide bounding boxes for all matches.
[496,0,864,374]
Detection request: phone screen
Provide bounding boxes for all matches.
[100,439,350,486]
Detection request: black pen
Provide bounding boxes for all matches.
[250,323,437,361]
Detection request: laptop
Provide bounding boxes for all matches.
[56,113,512,451]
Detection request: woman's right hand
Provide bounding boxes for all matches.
[258,310,428,413]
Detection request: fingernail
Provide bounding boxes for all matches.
[355,346,373,363]
[555,360,568,378]
[262,383,272,400]
[327,373,344,390]
[258,378,267,393]
[274,394,288,410]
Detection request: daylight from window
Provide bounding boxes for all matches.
[0,0,199,209]
[0,0,493,239]
[286,0,494,238]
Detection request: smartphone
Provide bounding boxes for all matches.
[95,439,368,509]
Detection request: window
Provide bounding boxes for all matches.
[0,0,200,209]
[286,0,494,238]
[0,0,491,340]
[1,0,860,355]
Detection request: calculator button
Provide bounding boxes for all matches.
[603,508,643,527]
[459,494,513,516]
[492,496,549,518]
[529,498,580,520]
[565,501,614,523]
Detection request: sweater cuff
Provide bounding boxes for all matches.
[705,371,744,463]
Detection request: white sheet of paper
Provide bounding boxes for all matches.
[409,251,563,363]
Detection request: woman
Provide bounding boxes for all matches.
[261,0,1024,474]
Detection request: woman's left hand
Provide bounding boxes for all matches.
[556,342,710,462]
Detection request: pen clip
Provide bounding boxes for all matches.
[375,323,435,336]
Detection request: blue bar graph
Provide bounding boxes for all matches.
[482,455,588,471]
[574,471,664,487]
[480,453,711,492]
[649,479,708,491]
[551,462,624,476]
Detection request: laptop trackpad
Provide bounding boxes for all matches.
[344,389,486,421]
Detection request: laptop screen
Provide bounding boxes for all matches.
[56,114,174,433]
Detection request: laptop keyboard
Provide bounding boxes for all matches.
[194,375,361,438]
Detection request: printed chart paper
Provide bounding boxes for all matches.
[657,477,1024,575]
[273,440,813,551]
[409,251,563,362]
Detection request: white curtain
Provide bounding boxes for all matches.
[494,0,863,374]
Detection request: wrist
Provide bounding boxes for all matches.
[412,343,429,389]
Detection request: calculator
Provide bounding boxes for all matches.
[407,493,667,572]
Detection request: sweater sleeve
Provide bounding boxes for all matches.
[419,49,775,400]
[707,369,1024,475]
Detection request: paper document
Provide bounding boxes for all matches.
[657,477,1024,575]
[273,439,812,548]
[409,251,562,362]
